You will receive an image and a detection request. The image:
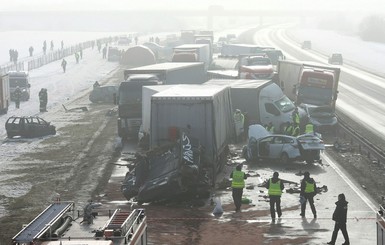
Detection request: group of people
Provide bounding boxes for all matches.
[13,87,48,112]
[230,167,350,245]
[9,49,19,64]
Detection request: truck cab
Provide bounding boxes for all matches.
[8,71,31,101]
[117,74,162,141]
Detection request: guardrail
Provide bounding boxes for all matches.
[0,36,118,75]
[336,114,385,166]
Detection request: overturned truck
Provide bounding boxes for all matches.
[121,85,234,203]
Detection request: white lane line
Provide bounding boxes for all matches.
[323,152,378,212]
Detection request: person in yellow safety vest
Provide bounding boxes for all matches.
[266,122,274,133]
[284,122,294,136]
[292,107,300,125]
[300,171,317,218]
[233,109,245,143]
[305,121,315,134]
[263,171,284,222]
[292,123,300,137]
[230,164,248,212]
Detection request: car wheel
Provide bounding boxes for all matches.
[306,159,313,164]
[280,153,290,164]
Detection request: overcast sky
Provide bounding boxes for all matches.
[0,0,383,12]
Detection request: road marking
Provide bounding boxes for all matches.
[323,152,378,212]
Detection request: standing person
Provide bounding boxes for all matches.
[300,171,317,218]
[263,172,284,222]
[79,49,83,59]
[43,40,47,55]
[102,46,107,59]
[39,88,48,112]
[61,40,64,49]
[266,122,274,133]
[50,40,54,51]
[327,193,350,245]
[230,164,248,212]
[75,52,80,63]
[61,59,67,73]
[292,107,300,125]
[292,122,300,136]
[233,109,244,143]
[14,86,22,109]
[29,46,34,57]
[243,112,250,141]
[13,50,18,64]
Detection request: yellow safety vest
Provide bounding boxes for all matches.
[268,179,282,196]
[305,124,314,133]
[292,126,300,136]
[231,170,245,188]
[285,125,293,135]
[293,112,300,124]
[304,181,315,193]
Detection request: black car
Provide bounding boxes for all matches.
[5,116,56,138]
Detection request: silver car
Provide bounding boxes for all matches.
[242,124,324,164]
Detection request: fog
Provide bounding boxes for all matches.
[1,0,384,12]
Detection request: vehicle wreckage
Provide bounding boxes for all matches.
[121,132,212,203]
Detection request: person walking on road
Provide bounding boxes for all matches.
[233,109,244,143]
[263,172,284,222]
[14,86,22,109]
[300,171,317,218]
[230,164,248,212]
[61,59,67,73]
[39,88,48,112]
[75,52,80,63]
[327,193,350,245]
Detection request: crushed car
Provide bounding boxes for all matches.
[89,85,118,103]
[242,124,324,164]
[5,116,56,139]
[299,103,338,133]
[121,131,210,203]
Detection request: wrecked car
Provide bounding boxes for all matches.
[242,124,324,164]
[89,85,118,103]
[299,103,338,133]
[5,116,56,139]
[121,132,210,203]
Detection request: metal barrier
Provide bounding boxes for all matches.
[0,36,118,75]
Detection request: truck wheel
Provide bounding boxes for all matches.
[280,153,290,164]
[7,133,14,139]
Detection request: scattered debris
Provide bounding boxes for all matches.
[62,104,88,112]
[333,140,353,153]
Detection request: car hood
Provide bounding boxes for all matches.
[248,124,270,141]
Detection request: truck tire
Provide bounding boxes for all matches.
[7,132,14,139]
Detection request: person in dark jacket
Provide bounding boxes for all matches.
[300,171,317,218]
[39,88,48,112]
[14,86,22,109]
[263,171,284,222]
[327,193,350,245]
[230,164,248,212]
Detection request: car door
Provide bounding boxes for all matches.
[258,136,274,159]
[269,136,286,159]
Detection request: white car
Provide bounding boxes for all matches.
[242,124,324,164]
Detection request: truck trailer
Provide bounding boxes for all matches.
[119,62,207,140]
[277,60,340,109]
[150,85,234,172]
[204,79,296,132]
[172,44,211,70]
[123,62,206,85]
[0,74,10,114]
